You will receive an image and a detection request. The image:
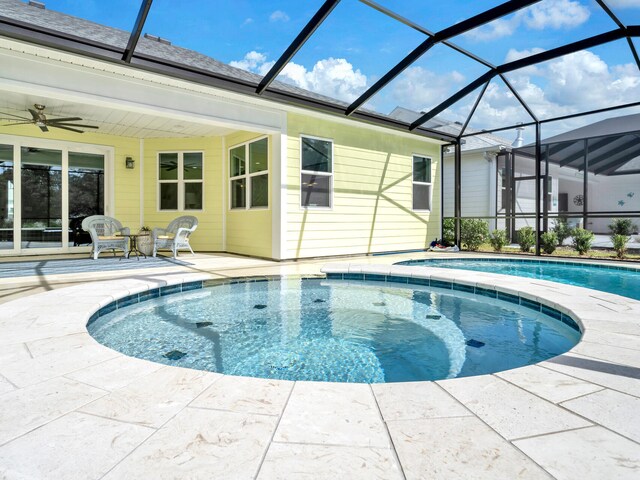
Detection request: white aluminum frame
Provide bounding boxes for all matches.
[300,134,334,210]
[157,150,205,212]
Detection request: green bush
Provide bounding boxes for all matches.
[442,218,455,247]
[552,217,572,246]
[572,228,594,255]
[540,231,558,255]
[489,229,508,252]
[608,218,637,236]
[460,219,488,251]
[517,226,535,252]
[611,233,629,259]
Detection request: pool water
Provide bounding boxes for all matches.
[88,279,579,383]
[398,258,640,300]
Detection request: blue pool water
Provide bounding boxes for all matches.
[88,278,579,383]
[398,258,640,301]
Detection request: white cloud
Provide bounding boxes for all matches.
[523,0,590,29]
[269,10,290,22]
[461,49,640,129]
[230,51,368,102]
[389,67,466,112]
[229,51,274,76]
[466,0,590,41]
[241,18,254,27]
[279,58,368,102]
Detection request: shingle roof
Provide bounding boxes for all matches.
[389,107,513,151]
[0,0,354,108]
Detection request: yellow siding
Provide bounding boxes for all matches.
[143,137,223,252]
[224,131,272,258]
[285,113,441,259]
[0,125,140,228]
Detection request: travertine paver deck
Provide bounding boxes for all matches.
[0,252,639,479]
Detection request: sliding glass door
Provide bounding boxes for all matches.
[20,147,63,249]
[0,138,110,255]
[69,152,104,248]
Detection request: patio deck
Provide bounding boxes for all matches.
[0,252,639,479]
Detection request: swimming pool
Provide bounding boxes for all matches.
[88,278,579,383]
[397,258,640,300]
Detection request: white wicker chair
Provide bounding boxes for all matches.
[82,215,130,260]
[152,215,198,258]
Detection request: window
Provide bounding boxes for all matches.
[413,155,432,211]
[301,135,332,208]
[158,152,203,211]
[229,137,268,209]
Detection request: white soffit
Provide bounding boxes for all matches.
[0,39,286,138]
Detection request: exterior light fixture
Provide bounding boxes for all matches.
[125,156,135,169]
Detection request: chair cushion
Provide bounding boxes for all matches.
[157,234,175,239]
[98,235,122,240]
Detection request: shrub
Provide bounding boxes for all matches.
[611,233,629,259]
[517,226,535,252]
[608,218,637,236]
[460,219,488,251]
[489,229,508,252]
[552,217,572,246]
[572,228,594,255]
[540,231,558,255]
[442,218,455,247]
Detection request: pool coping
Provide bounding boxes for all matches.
[1,266,640,478]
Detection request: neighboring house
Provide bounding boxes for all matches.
[391,106,640,237]
[0,0,445,259]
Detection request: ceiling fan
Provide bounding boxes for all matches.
[0,104,99,133]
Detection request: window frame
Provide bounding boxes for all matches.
[157,150,204,212]
[228,136,270,211]
[412,154,433,212]
[300,134,334,210]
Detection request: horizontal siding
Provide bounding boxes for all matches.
[285,113,441,259]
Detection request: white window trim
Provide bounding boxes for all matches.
[228,136,270,211]
[412,154,433,212]
[300,134,334,210]
[157,150,205,212]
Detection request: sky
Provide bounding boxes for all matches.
[35,0,640,139]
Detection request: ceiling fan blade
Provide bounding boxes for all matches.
[39,124,49,133]
[47,117,83,123]
[49,124,84,133]
[1,121,35,126]
[51,122,99,129]
[28,109,40,121]
[0,112,32,121]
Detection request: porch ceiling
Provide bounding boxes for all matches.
[0,90,236,138]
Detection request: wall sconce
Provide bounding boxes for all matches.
[125,156,135,169]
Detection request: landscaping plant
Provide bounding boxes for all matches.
[608,218,637,236]
[489,229,508,252]
[572,227,594,255]
[460,219,488,251]
[442,218,456,247]
[551,217,572,246]
[611,234,629,259]
[517,226,535,252]
[540,231,558,255]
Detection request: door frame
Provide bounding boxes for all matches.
[0,133,114,256]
